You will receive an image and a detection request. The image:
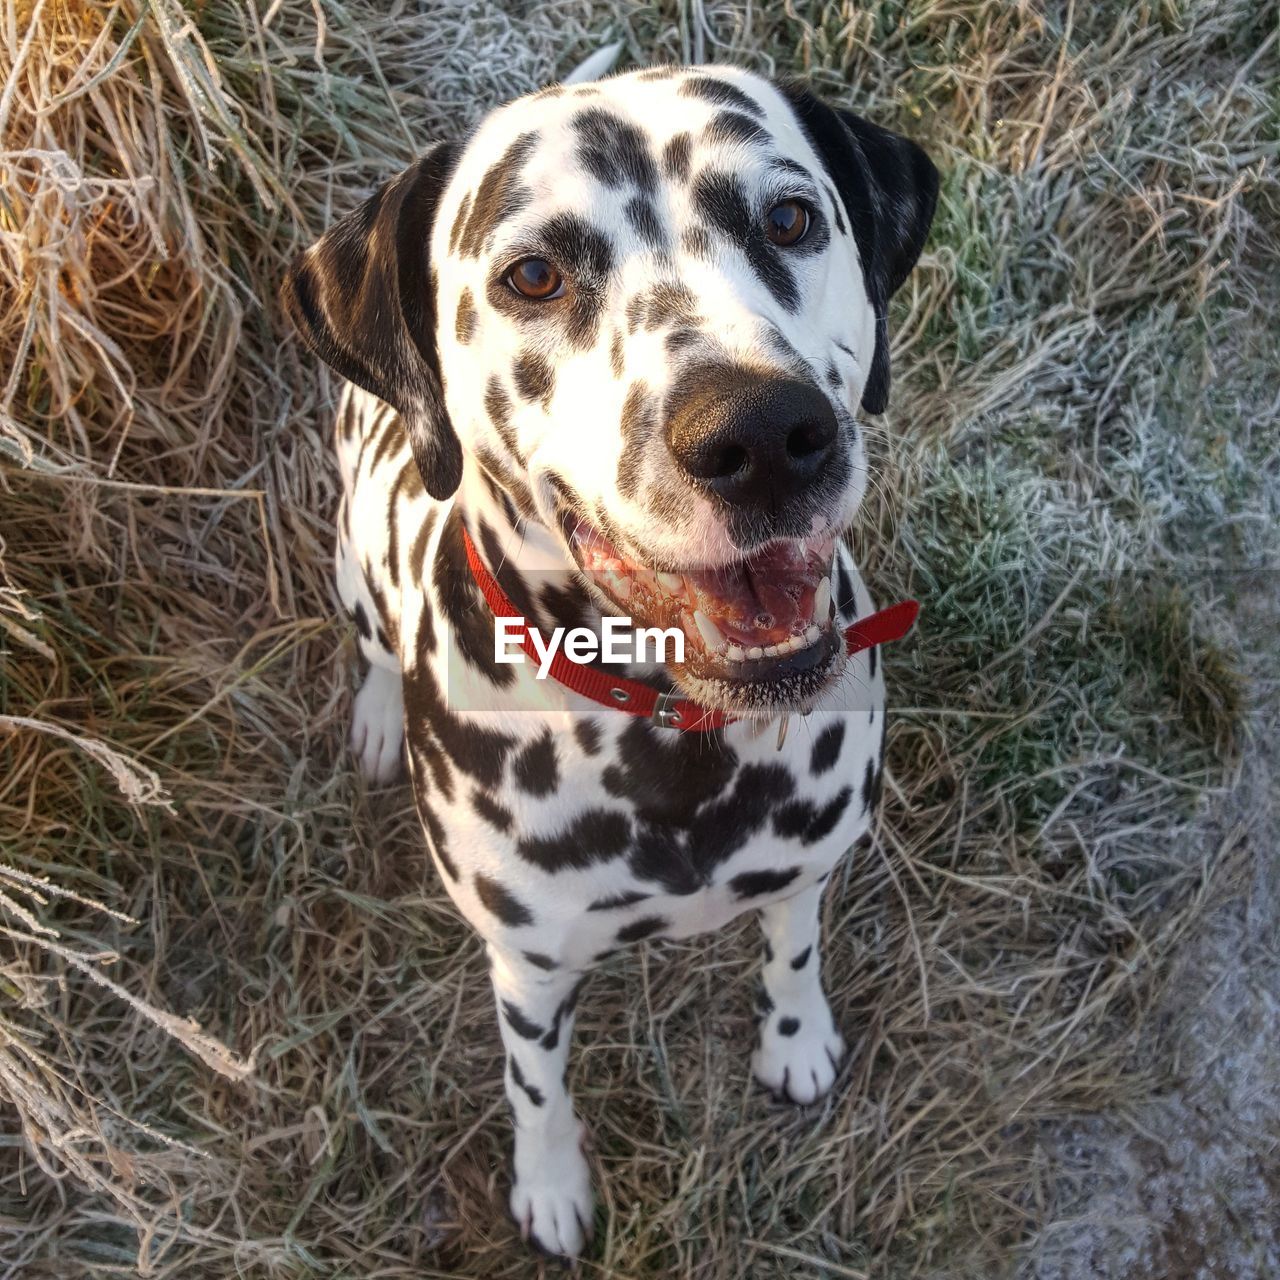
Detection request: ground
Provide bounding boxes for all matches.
[0,2,1276,1278]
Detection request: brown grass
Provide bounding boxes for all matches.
[1,1,1276,1277]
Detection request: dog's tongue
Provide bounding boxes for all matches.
[687,541,816,644]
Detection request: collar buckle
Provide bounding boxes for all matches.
[651,690,684,730]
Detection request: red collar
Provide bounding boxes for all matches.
[462,526,918,734]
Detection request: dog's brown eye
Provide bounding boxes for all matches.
[508,258,563,299]
[765,200,809,246]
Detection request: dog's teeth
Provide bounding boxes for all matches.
[804,624,821,644]
[693,610,726,653]
[763,644,780,657]
[658,572,683,595]
[814,576,831,621]
[726,643,745,662]
[747,646,764,660]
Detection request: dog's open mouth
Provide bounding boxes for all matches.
[560,510,843,705]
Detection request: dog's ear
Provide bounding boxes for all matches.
[776,85,938,414]
[282,143,463,499]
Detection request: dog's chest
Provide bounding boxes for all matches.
[403,640,885,964]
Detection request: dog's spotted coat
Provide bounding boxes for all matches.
[285,65,936,1257]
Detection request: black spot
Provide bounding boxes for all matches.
[339,396,359,441]
[661,131,692,180]
[616,915,667,944]
[513,731,559,797]
[774,786,853,846]
[523,951,557,972]
[385,467,407,590]
[404,657,514,791]
[417,795,457,880]
[810,723,845,777]
[763,939,774,963]
[502,1000,545,1041]
[398,455,425,502]
[692,170,799,311]
[790,946,811,971]
[617,381,657,501]
[666,326,699,353]
[375,625,392,651]
[409,730,454,802]
[475,447,536,524]
[431,508,517,690]
[777,1016,800,1037]
[509,1056,544,1107]
[538,983,583,1052]
[408,508,438,592]
[730,867,801,899]
[448,190,472,255]
[771,156,813,181]
[484,377,523,463]
[861,757,876,814]
[868,644,878,678]
[626,281,697,333]
[625,195,666,248]
[573,107,657,191]
[364,571,397,654]
[353,601,372,640]
[456,132,536,258]
[538,575,595,635]
[587,889,650,912]
[855,831,873,851]
[679,76,763,116]
[476,873,532,927]
[704,110,769,148]
[516,808,631,873]
[607,721,796,895]
[826,360,841,390]
[455,288,476,343]
[473,530,542,646]
[825,182,847,235]
[513,350,555,407]
[682,226,714,258]
[545,215,615,350]
[755,985,775,1016]
[471,790,513,834]
[573,719,603,756]
[835,560,857,618]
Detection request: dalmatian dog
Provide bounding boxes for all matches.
[283,65,936,1258]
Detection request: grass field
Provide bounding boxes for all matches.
[1,1,1277,1276]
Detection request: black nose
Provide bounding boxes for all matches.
[666,369,838,509]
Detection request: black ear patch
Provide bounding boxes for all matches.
[282,143,464,499]
[776,85,938,414]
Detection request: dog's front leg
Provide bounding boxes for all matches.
[488,945,592,1257]
[752,879,848,1105]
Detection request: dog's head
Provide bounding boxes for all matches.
[284,67,937,717]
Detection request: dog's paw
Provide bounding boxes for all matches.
[752,998,846,1106]
[510,1124,593,1258]
[350,665,404,783]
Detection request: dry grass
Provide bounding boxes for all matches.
[1,1,1276,1276]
